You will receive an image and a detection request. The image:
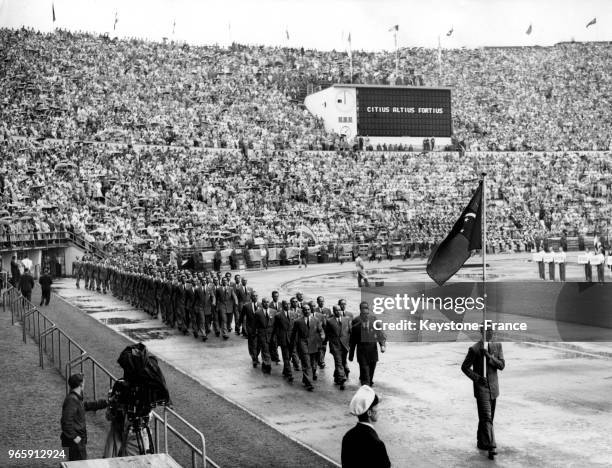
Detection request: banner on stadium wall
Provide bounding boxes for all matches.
[285,247,300,259]
[248,249,262,261]
[268,248,279,261]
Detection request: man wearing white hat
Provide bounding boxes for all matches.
[341,385,391,468]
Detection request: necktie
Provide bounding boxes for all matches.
[307,317,309,328]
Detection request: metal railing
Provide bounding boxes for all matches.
[3,285,87,375]
[3,286,215,468]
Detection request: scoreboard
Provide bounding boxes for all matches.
[357,86,452,137]
[304,84,452,140]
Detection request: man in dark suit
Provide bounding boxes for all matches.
[274,299,295,382]
[349,302,386,386]
[313,296,331,368]
[242,292,260,366]
[216,277,236,337]
[341,385,391,468]
[184,279,195,335]
[174,275,187,334]
[290,304,325,391]
[18,268,35,302]
[268,290,281,363]
[288,297,302,371]
[461,327,505,460]
[255,298,275,374]
[10,254,20,287]
[39,268,53,306]
[326,305,351,389]
[234,277,252,336]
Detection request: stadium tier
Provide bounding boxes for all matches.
[1,29,611,151]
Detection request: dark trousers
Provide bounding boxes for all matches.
[538,262,545,279]
[22,290,32,302]
[299,351,318,387]
[175,305,186,331]
[258,335,272,367]
[357,357,377,386]
[330,342,349,382]
[40,288,51,306]
[279,343,293,377]
[559,263,566,282]
[234,307,242,333]
[212,308,227,336]
[476,395,497,449]
[66,441,87,461]
[247,330,260,363]
[548,262,555,281]
[225,312,234,332]
[597,264,605,283]
[319,340,327,366]
[585,264,592,282]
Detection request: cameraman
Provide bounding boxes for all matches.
[61,373,108,461]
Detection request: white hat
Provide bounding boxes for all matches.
[349,385,378,416]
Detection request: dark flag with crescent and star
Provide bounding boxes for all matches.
[426,182,483,286]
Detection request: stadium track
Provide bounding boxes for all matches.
[24,285,339,468]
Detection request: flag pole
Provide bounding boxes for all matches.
[481,172,487,370]
[394,30,399,78]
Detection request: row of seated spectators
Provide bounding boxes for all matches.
[1,138,610,254]
[1,28,611,152]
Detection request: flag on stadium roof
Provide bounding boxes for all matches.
[114,11,118,31]
[526,24,532,35]
[52,2,56,22]
[388,25,399,32]
[446,27,453,37]
[586,17,596,28]
[286,28,290,40]
[426,182,483,286]
[347,32,352,58]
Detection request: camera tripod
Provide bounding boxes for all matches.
[118,414,155,456]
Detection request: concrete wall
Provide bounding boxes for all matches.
[65,246,86,276]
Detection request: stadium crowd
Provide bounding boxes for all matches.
[1,135,611,254]
[2,28,611,152]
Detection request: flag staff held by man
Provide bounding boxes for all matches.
[426,174,503,459]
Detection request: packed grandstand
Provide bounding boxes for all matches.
[1,28,611,260]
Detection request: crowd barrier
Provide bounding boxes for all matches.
[2,286,217,468]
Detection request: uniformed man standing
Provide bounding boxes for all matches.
[554,247,567,282]
[544,247,555,281]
